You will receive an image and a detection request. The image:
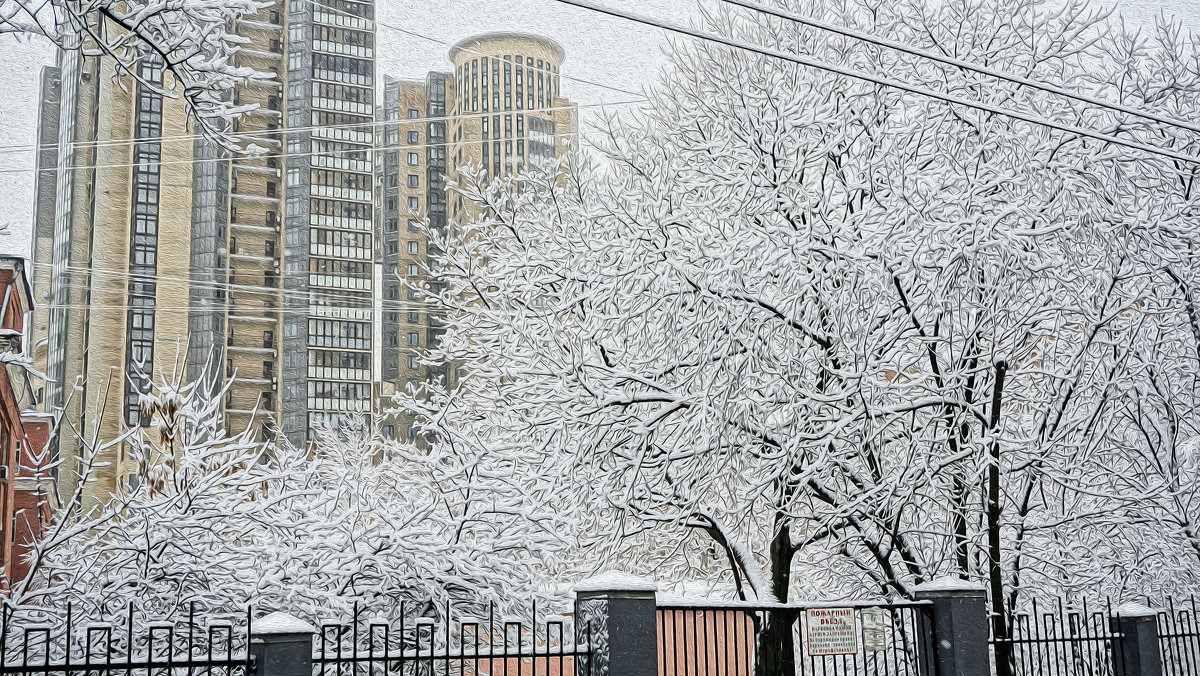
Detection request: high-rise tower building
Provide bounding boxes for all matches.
[30,23,571,501]
[280,0,378,447]
[375,34,576,439]
[29,0,378,501]
[192,4,288,443]
[446,33,576,219]
[30,44,205,507]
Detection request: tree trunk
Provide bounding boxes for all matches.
[757,519,796,676]
[986,361,1012,676]
[755,614,796,676]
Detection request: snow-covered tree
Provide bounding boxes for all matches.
[13,361,571,628]
[411,0,1200,638]
[1,0,273,144]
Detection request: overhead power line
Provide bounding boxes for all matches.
[545,0,1200,166]
[0,100,632,156]
[719,0,1200,138]
[0,127,596,175]
[308,0,645,99]
[29,260,452,313]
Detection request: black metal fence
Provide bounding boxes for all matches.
[988,596,1200,676]
[655,602,935,676]
[990,598,1125,676]
[0,602,250,676]
[1156,598,1200,676]
[313,602,590,676]
[0,601,588,676]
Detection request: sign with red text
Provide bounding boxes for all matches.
[805,607,859,656]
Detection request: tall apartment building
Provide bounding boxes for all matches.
[280,0,378,447]
[29,0,379,500]
[30,44,207,507]
[446,33,576,221]
[30,21,572,500]
[193,4,288,444]
[376,33,576,440]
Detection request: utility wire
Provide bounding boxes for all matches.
[0,3,646,156]
[0,126,599,175]
[31,261,453,313]
[0,100,626,156]
[545,0,1200,166]
[324,0,644,98]
[719,0,1200,138]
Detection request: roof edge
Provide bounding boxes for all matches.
[449,32,566,65]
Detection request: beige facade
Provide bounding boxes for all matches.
[221,7,287,438]
[30,4,289,508]
[30,48,199,508]
[377,33,575,439]
[447,33,577,226]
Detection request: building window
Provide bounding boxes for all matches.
[266,181,277,197]
[263,360,274,378]
[408,241,419,254]
[408,219,420,231]
[408,197,419,211]
[407,263,419,276]
[408,131,419,144]
[408,355,418,369]
[407,332,419,346]
[382,424,395,439]
[408,152,419,165]
[123,57,165,428]
[408,174,419,188]
[407,426,418,439]
[263,330,274,348]
[408,109,419,119]
[408,311,419,323]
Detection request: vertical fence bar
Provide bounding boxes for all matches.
[724,609,734,676]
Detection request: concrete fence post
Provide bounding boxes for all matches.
[251,612,316,676]
[913,579,990,676]
[1111,604,1163,676]
[574,571,659,676]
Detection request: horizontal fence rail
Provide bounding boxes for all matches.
[0,602,250,676]
[655,602,935,676]
[313,602,590,676]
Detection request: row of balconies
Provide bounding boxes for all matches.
[223,62,282,425]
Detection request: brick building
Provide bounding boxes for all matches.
[0,258,54,588]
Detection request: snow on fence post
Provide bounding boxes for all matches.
[574,571,659,676]
[251,612,316,676]
[913,579,989,676]
[1111,604,1163,676]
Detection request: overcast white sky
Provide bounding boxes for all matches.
[0,0,1195,258]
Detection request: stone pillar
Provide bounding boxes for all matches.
[913,580,989,676]
[251,612,316,676]
[574,572,659,676]
[1111,604,1163,676]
